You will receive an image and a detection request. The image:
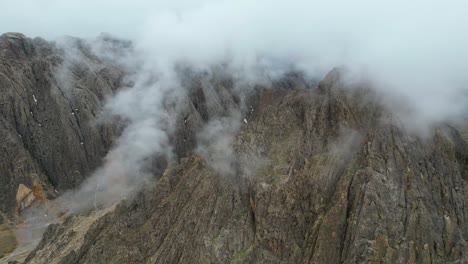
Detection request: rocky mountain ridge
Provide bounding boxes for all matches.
[0,32,122,214]
[0,33,467,263]
[24,71,468,263]
[0,32,123,260]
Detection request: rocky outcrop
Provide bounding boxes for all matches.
[0,33,122,214]
[24,70,468,263]
[0,211,17,258]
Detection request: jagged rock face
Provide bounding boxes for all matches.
[0,33,122,214]
[24,70,468,263]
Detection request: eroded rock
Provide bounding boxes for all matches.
[23,69,468,263]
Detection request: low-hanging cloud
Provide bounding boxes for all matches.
[136,0,468,125]
[52,40,186,212]
[2,0,467,122]
[5,0,468,211]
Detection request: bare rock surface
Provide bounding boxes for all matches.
[0,32,122,215]
[23,69,468,263]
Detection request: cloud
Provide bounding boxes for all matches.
[196,112,242,177]
[135,0,468,124]
[9,0,467,211]
[2,0,467,124]
[52,37,184,212]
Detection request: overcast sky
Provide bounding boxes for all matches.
[0,0,206,38]
[1,0,467,123]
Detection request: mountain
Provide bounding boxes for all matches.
[1,33,467,263]
[0,33,122,213]
[0,32,122,260]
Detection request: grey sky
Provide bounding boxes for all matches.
[0,0,205,38]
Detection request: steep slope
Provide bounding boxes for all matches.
[24,70,468,263]
[0,33,122,215]
[454,121,468,143]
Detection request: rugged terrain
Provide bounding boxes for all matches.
[0,32,123,212]
[0,32,122,259]
[0,33,467,263]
